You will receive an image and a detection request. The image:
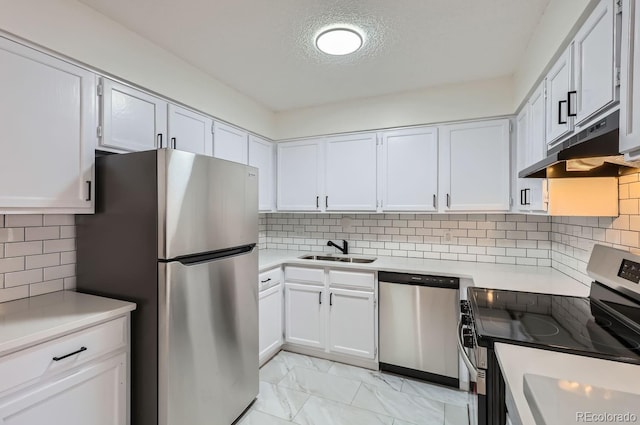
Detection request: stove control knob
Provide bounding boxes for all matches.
[461,314,473,326]
[460,300,471,314]
[463,329,475,349]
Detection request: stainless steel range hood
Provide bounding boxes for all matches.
[519,110,640,178]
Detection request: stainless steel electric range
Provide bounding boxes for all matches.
[459,244,640,425]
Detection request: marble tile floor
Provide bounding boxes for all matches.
[237,351,471,425]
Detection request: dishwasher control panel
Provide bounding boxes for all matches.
[378,271,460,289]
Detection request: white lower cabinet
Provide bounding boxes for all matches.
[283,266,377,365]
[259,284,284,364]
[0,316,130,425]
[259,267,284,365]
[284,283,325,349]
[0,353,126,425]
[327,288,375,359]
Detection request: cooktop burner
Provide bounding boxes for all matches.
[468,287,640,364]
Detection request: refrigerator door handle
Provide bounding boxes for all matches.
[173,244,256,265]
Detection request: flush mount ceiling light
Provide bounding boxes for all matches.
[315,28,363,55]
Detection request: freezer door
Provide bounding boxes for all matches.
[158,247,258,425]
[158,149,258,260]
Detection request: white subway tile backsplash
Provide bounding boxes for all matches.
[0,215,76,302]
[5,269,43,287]
[0,257,25,274]
[30,279,64,297]
[0,228,25,243]
[5,215,42,227]
[25,227,60,241]
[4,241,42,257]
[43,238,75,253]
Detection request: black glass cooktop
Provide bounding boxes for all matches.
[468,285,640,364]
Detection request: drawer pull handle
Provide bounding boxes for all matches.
[53,346,87,361]
[260,278,272,283]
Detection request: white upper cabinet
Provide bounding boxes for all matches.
[0,37,96,214]
[573,0,618,125]
[439,119,511,212]
[380,127,439,211]
[167,104,213,156]
[324,133,377,211]
[99,78,167,152]
[528,82,547,166]
[213,121,248,164]
[277,138,324,211]
[620,0,640,159]
[545,45,574,146]
[249,136,276,211]
[516,106,530,175]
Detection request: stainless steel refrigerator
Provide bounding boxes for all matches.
[76,149,259,425]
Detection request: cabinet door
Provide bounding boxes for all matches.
[100,78,167,152]
[0,353,126,425]
[516,106,529,174]
[167,104,213,155]
[439,120,510,211]
[0,37,95,214]
[259,284,283,364]
[574,0,617,125]
[213,121,248,164]
[324,133,377,211]
[620,0,640,158]
[277,139,323,211]
[545,45,574,146]
[528,82,547,165]
[381,127,438,211]
[328,288,375,359]
[248,135,275,211]
[284,283,325,349]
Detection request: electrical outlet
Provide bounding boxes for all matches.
[444,231,452,242]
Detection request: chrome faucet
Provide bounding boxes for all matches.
[327,240,348,255]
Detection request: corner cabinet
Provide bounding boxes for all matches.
[380,127,439,211]
[439,119,511,212]
[98,78,167,152]
[0,36,96,214]
[249,136,276,211]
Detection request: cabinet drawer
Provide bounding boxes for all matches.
[285,266,324,285]
[259,267,283,291]
[329,270,375,290]
[0,316,127,395]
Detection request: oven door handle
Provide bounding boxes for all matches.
[457,319,478,381]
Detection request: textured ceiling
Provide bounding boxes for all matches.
[79,0,551,111]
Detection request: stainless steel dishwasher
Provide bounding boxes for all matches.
[379,271,460,387]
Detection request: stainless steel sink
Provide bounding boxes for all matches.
[298,255,376,264]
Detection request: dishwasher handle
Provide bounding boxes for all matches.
[378,271,459,289]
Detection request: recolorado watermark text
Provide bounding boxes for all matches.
[576,412,638,423]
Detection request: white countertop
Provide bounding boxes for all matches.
[0,291,136,357]
[495,343,640,425]
[259,249,590,296]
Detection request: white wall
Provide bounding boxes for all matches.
[0,0,277,139]
[512,0,596,111]
[273,76,514,140]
